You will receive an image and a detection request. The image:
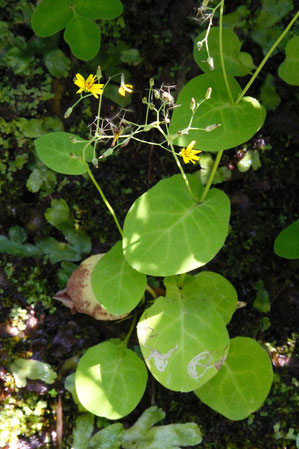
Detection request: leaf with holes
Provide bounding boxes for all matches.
[195,337,273,420]
[91,241,147,315]
[137,276,230,392]
[169,73,266,152]
[75,339,148,419]
[35,132,93,175]
[194,27,254,76]
[183,271,238,324]
[123,174,230,276]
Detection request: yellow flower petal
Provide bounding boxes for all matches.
[74,73,85,89]
[118,83,133,97]
[180,141,202,164]
[73,73,104,98]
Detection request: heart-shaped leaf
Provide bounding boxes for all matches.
[73,0,123,20]
[91,241,147,315]
[64,16,101,61]
[169,73,266,152]
[137,276,230,392]
[35,132,93,175]
[194,27,254,76]
[31,0,73,37]
[278,36,299,86]
[123,174,230,276]
[195,337,273,420]
[183,271,238,324]
[274,219,299,259]
[75,339,148,419]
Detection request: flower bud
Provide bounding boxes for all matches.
[149,102,155,110]
[149,78,155,87]
[142,97,147,104]
[161,92,174,104]
[64,107,73,119]
[92,157,98,168]
[96,65,102,79]
[69,136,79,143]
[196,40,204,51]
[190,97,196,112]
[207,56,214,71]
[205,123,221,132]
[205,87,212,100]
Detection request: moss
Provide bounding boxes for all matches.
[1,260,55,312]
[0,391,52,448]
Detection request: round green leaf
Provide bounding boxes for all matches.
[91,241,147,315]
[194,27,254,76]
[43,49,70,78]
[123,174,230,276]
[137,276,230,392]
[183,271,238,324]
[31,0,73,37]
[64,16,101,61]
[73,0,123,20]
[274,219,299,259]
[169,73,266,152]
[35,132,93,175]
[75,339,148,419]
[195,337,273,420]
[278,36,299,86]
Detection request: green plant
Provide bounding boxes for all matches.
[274,219,299,259]
[0,197,91,263]
[0,394,50,448]
[31,0,124,61]
[10,358,57,388]
[13,0,299,426]
[70,406,202,449]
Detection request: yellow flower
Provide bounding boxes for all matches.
[74,73,104,99]
[118,83,133,97]
[118,74,133,97]
[180,140,202,164]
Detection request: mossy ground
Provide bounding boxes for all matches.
[0,0,298,448]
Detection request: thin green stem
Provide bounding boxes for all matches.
[65,93,93,116]
[145,285,158,299]
[145,83,154,125]
[236,9,299,105]
[171,143,196,199]
[87,167,123,237]
[96,94,103,134]
[123,314,138,347]
[219,0,234,105]
[199,150,223,203]
[157,124,194,199]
